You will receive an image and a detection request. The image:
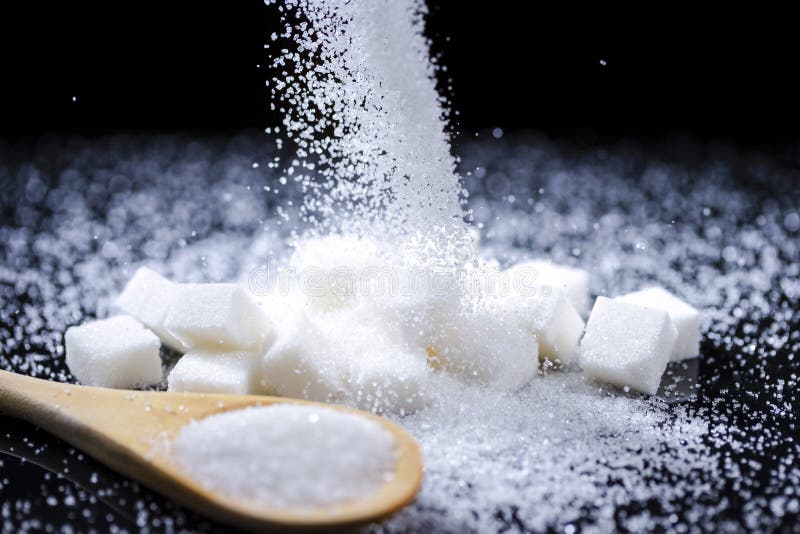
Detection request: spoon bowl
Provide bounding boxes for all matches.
[0,369,423,531]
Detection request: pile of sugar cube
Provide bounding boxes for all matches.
[64,235,701,410]
[66,267,271,393]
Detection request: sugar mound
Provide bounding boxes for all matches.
[382,374,721,532]
[257,235,552,409]
[172,404,396,510]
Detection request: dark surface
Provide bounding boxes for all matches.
[0,417,225,532]
[2,1,800,141]
[1,132,799,532]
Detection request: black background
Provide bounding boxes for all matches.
[2,1,798,145]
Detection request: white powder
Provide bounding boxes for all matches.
[172,404,396,510]
[267,0,472,269]
[381,373,722,532]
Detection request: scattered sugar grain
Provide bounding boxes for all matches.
[379,373,724,532]
[172,404,396,509]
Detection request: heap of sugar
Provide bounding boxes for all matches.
[65,315,162,388]
[381,375,723,532]
[261,296,432,413]
[172,404,396,509]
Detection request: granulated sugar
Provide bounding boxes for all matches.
[172,404,396,509]
[266,0,472,265]
[1,0,799,530]
[1,134,798,531]
[381,374,721,532]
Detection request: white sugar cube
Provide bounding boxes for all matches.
[262,304,432,411]
[163,283,269,352]
[261,311,349,403]
[115,267,187,353]
[65,315,162,388]
[506,260,590,316]
[167,350,263,395]
[617,287,700,361]
[507,289,585,365]
[579,297,677,395]
[348,349,430,414]
[428,299,539,390]
[289,235,386,310]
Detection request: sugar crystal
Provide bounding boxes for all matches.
[172,404,396,509]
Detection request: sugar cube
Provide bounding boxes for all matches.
[348,348,430,414]
[506,288,585,365]
[506,260,590,316]
[115,266,187,353]
[163,283,269,352]
[289,235,386,310]
[578,297,677,395]
[468,226,481,255]
[261,311,349,403]
[617,287,700,361]
[167,350,264,395]
[428,298,539,390]
[65,315,162,388]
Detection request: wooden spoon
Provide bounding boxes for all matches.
[0,369,423,531]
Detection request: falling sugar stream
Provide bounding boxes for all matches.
[267,0,472,269]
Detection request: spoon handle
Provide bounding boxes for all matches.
[0,370,196,514]
[0,369,68,426]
